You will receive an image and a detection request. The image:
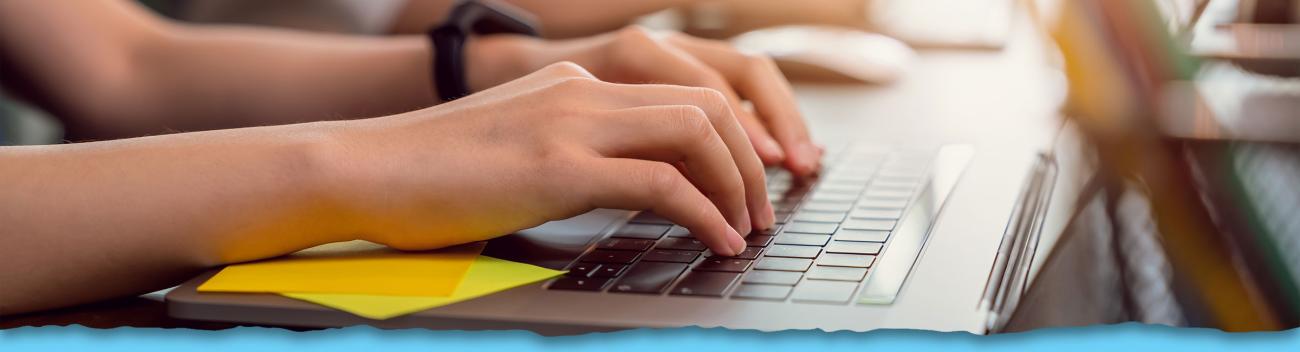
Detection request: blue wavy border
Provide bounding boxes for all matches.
[2,323,1298,351]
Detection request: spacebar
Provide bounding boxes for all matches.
[858,145,972,305]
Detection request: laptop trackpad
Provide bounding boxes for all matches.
[481,209,627,270]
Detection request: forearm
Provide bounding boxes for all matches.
[0,0,435,141]
[0,122,357,315]
[391,0,695,38]
[111,26,435,138]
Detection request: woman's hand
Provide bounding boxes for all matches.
[333,62,774,256]
[466,26,823,177]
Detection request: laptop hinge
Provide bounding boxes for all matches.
[979,152,1057,333]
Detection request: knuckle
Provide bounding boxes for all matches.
[643,163,684,198]
[612,25,662,54]
[541,61,595,79]
[667,105,715,140]
[550,75,602,93]
[746,53,777,69]
[684,86,732,121]
[742,54,779,79]
[616,25,655,42]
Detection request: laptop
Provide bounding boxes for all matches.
[166,2,1063,334]
[168,142,999,332]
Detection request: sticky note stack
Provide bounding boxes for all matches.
[197,240,563,320]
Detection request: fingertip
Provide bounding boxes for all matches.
[726,227,746,256]
[753,201,775,231]
[735,220,752,240]
[795,143,822,176]
[752,137,785,166]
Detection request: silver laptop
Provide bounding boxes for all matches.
[166,4,1063,333]
[166,127,1069,332]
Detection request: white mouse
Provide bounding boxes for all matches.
[731,26,916,84]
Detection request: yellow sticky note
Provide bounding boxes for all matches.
[198,241,483,296]
[282,256,563,320]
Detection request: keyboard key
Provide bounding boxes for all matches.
[743,270,803,285]
[753,226,782,236]
[765,244,822,258]
[817,184,865,194]
[754,257,814,272]
[641,249,700,263]
[842,219,897,231]
[805,266,868,281]
[793,211,847,223]
[870,179,918,190]
[773,211,794,224]
[745,235,774,247]
[824,241,883,255]
[665,226,691,237]
[834,229,890,242]
[863,189,912,200]
[790,280,859,304]
[580,249,641,264]
[610,262,688,294]
[822,178,870,187]
[626,213,670,226]
[774,233,832,246]
[849,209,904,220]
[549,277,612,291]
[693,258,753,272]
[613,224,670,239]
[857,199,908,210]
[785,222,839,235]
[810,192,858,203]
[596,238,656,251]
[629,212,673,225]
[713,247,762,260]
[656,238,707,251]
[773,201,800,213]
[732,284,793,300]
[591,264,627,278]
[566,263,599,277]
[801,201,854,213]
[824,174,871,184]
[817,253,876,268]
[671,271,742,297]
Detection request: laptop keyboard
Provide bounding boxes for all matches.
[547,145,944,305]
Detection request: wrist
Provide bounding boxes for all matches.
[280,121,373,244]
[463,34,545,92]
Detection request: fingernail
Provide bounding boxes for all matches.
[726,228,747,256]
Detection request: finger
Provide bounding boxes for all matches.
[603,28,788,165]
[583,104,751,235]
[666,35,823,177]
[583,158,747,256]
[565,81,775,230]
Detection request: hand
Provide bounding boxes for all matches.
[331,62,774,256]
[467,26,824,177]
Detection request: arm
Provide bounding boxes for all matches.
[0,0,436,140]
[391,0,695,38]
[0,63,773,316]
[388,0,870,39]
[0,122,356,314]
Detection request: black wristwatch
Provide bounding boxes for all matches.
[428,0,539,102]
